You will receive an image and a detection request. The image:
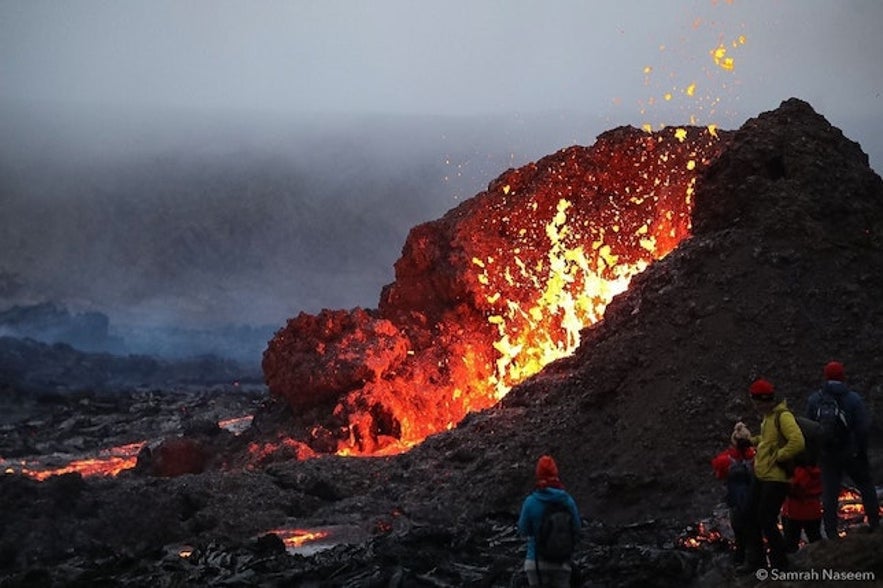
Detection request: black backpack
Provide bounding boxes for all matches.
[814,391,851,449]
[775,411,822,474]
[536,501,576,563]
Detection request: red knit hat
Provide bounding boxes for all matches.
[749,378,775,400]
[824,361,845,381]
[536,455,560,487]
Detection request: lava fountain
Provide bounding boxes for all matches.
[262,125,732,457]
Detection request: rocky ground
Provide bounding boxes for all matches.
[2,98,883,587]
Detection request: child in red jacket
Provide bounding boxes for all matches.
[711,422,756,565]
[781,465,823,552]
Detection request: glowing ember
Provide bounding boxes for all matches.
[637,4,745,133]
[678,520,724,549]
[711,44,735,71]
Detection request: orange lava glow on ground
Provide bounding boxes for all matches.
[4,442,144,481]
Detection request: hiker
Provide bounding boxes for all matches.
[517,455,581,588]
[738,378,805,573]
[806,361,879,537]
[711,421,756,565]
[781,464,823,552]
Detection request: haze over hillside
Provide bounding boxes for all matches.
[0,106,615,358]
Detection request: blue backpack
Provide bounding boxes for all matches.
[725,457,753,513]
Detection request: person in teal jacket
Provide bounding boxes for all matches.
[517,455,581,587]
[737,378,805,574]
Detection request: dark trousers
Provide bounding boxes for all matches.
[782,516,822,552]
[744,479,790,569]
[819,453,880,538]
[729,505,751,564]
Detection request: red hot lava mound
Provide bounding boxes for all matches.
[262,125,732,456]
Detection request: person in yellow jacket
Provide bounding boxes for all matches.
[735,378,805,574]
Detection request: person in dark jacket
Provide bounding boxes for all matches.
[806,361,879,538]
[517,455,581,588]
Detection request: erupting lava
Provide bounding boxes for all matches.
[263,126,732,457]
[258,0,754,460]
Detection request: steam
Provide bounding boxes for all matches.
[0,106,606,362]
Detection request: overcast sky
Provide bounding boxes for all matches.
[2,0,881,133]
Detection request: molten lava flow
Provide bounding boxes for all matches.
[218,415,253,435]
[270,529,328,547]
[837,487,883,536]
[335,439,417,458]
[5,442,145,481]
[270,528,331,550]
[7,414,255,481]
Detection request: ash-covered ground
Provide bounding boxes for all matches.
[2,99,883,587]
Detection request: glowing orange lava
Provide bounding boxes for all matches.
[478,197,647,398]
[8,414,256,481]
[218,415,254,435]
[268,528,331,550]
[4,442,144,481]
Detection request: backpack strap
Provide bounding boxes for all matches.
[774,410,786,448]
[774,410,797,477]
[823,388,849,425]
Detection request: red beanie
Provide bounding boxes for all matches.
[825,361,845,381]
[749,378,775,400]
[536,455,561,488]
